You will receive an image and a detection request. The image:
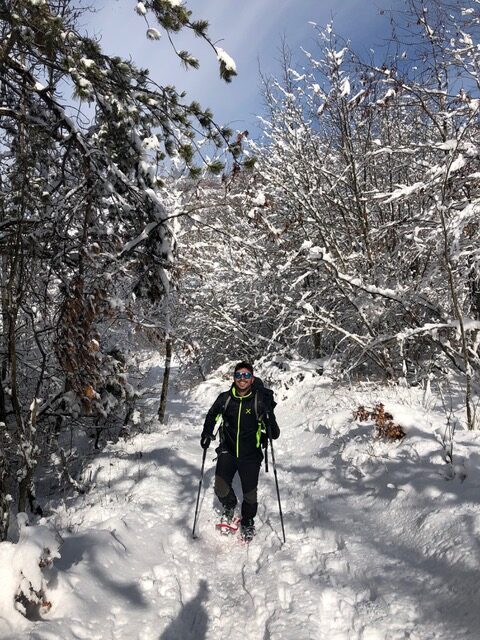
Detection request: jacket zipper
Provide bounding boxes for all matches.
[236,396,242,457]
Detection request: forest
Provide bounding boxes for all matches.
[0,0,479,549]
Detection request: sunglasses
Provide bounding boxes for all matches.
[234,372,253,380]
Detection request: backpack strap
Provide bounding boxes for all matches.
[254,391,268,422]
[213,392,230,437]
[223,394,231,415]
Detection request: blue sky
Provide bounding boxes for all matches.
[86,0,397,139]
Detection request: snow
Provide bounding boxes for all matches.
[377,182,426,203]
[117,221,160,257]
[79,58,95,69]
[142,135,160,150]
[340,77,351,97]
[216,47,237,73]
[2,357,480,638]
[146,28,161,41]
[252,191,266,206]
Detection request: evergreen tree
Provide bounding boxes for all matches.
[0,0,235,536]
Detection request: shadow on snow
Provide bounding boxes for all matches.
[159,579,209,640]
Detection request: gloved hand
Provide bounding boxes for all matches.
[200,434,211,449]
[260,432,268,448]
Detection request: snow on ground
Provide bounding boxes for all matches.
[2,357,480,639]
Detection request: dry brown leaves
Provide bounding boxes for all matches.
[353,403,406,441]
[55,276,112,413]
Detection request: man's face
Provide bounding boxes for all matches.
[233,368,254,393]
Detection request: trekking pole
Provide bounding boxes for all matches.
[192,447,207,539]
[264,435,269,473]
[267,427,286,543]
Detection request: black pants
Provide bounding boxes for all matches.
[214,451,262,521]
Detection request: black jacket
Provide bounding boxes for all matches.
[202,383,280,459]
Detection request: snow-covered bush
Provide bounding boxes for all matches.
[0,514,61,631]
[176,1,480,431]
[246,4,480,382]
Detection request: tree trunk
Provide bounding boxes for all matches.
[18,472,31,514]
[158,338,173,424]
[312,331,322,359]
[0,448,9,541]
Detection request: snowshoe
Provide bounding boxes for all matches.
[215,508,240,535]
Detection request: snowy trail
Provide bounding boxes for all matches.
[6,362,480,639]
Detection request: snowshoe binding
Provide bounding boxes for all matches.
[215,507,240,536]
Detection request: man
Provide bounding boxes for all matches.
[200,361,280,541]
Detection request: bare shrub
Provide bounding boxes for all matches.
[354,403,406,441]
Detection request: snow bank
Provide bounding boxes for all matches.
[0,514,61,635]
[2,356,480,638]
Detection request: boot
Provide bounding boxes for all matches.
[240,517,255,542]
[220,506,235,526]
